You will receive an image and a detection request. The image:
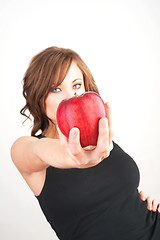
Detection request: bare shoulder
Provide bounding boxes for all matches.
[10,136,38,163]
[10,135,49,174]
[11,135,38,146]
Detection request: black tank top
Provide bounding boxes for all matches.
[35,139,160,240]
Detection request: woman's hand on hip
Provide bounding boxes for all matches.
[139,191,160,213]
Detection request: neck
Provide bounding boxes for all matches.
[43,123,59,139]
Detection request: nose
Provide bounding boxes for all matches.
[64,89,76,99]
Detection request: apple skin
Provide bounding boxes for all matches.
[56,91,107,147]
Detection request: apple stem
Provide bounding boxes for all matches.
[74,92,78,97]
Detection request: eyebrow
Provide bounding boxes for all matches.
[58,78,82,86]
[72,78,82,83]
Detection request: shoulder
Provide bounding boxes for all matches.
[10,135,47,174]
[10,135,35,154]
[11,135,39,145]
[10,136,37,159]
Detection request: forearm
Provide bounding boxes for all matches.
[33,138,78,169]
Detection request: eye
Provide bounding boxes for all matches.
[52,87,61,93]
[73,83,81,89]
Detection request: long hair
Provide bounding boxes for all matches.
[20,46,99,136]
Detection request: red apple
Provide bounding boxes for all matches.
[56,91,107,147]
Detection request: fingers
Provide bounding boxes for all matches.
[57,126,89,167]
[105,102,114,145]
[139,191,160,213]
[146,196,160,212]
[91,103,114,163]
[152,199,160,212]
[139,191,146,201]
[68,128,87,166]
[68,128,81,156]
[93,117,110,161]
[147,196,154,211]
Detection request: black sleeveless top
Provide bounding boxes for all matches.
[35,139,160,240]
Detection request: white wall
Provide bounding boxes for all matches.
[1,0,160,239]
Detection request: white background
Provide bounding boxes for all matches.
[1,0,160,239]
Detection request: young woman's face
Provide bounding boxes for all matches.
[45,61,86,124]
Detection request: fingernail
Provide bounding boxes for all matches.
[101,117,107,127]
[71,128,77,136]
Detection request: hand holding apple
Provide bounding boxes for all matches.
[56,112,113,168]
[56,92,114,168]
[56,92,107,147]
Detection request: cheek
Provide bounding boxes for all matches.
[45,95,57,120]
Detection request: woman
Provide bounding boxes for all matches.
[11,46,160,240]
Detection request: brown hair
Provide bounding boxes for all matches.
[20,46,99,136]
